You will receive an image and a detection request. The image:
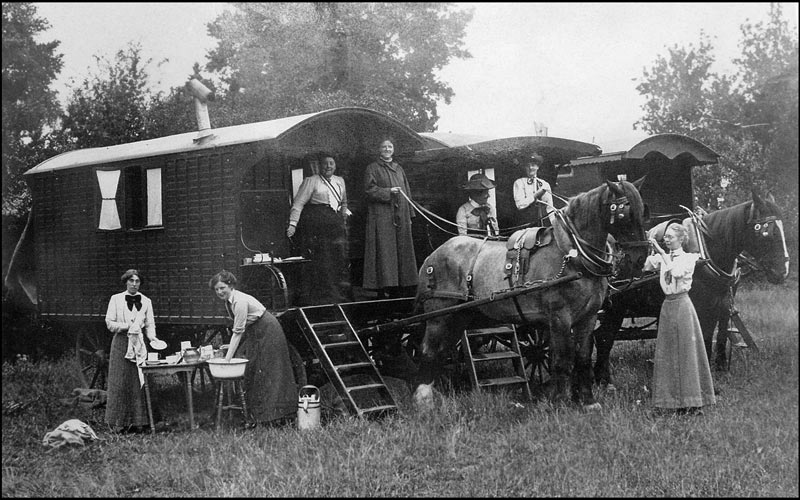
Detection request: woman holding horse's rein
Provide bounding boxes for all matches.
[287,152,353,304]
[513,153,556,227]
[362,138,417,299]
[645,224,716,416]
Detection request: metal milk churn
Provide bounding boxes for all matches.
[297,385,321,431]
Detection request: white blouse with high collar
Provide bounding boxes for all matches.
[643,248,700,295]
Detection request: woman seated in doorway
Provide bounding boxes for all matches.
[456,173,499,236]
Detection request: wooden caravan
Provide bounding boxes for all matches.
[403,133,602,250]
[560,133,720,224]
[23,107,431,327]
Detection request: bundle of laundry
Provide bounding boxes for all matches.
[42,419,102,449]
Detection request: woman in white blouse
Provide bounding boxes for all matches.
[287,153,352,304]
[645,223,716,415]
[210,270,297,425]
[104,269,162,432]
[512,153,556,227]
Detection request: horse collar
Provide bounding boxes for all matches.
[554,210,615,277]
[465,236,491,300]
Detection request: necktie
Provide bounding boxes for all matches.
[665,253,675,284]
[225,300,234,319]
[125,295,142,311]
[471,205,490,230]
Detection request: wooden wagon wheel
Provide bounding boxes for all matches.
[518,327,550,386]
[470,325,550,386]
[75,325,110,390]
[287,342,308,387]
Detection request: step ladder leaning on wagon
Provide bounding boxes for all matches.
[383,186,584,396]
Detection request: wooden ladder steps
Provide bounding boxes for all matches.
[360,404,397,415]
[478,375,529,388]
[462,324,533,401]
[471,351,521,361]
[347,383,386,393]
[323,341,361,349]
[296,304,399,418]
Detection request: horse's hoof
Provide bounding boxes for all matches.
[583,402,602,412]
[413,384,435,410]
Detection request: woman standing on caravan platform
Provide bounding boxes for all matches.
[362,139,417,298]
[287,152,352,304]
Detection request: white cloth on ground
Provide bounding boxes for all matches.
[42,419,101,449]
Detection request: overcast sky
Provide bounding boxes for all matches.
[34,2,798,153]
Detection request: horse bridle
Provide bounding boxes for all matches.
[607,196,632,226]
[746,202,790,273]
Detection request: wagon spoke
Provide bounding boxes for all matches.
[75,327,110,390]
[519,329,550,387]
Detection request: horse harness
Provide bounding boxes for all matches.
[681,206,739,289]
[504,227,553,287]
[419,186,631,320]
[420,228,554,305]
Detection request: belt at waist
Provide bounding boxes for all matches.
[664,291,689,301]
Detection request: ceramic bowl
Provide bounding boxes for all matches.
[206,358,248,379]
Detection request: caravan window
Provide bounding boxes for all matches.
[95,166,162,231]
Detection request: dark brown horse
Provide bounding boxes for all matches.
[412,179,647,410]
[594,191,789,387]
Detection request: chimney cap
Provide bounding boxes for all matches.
[186,79,215,102]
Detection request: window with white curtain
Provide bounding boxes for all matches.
[96,166,163,230]
[96,170,122,230]
[146,168,162,226]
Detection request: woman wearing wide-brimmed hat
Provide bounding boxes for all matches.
[456,173,499,236]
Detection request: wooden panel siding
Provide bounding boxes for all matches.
[31,143,261,325]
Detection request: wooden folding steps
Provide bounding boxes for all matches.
[294,304,398,418]
[728,309,758,351]
[461,325,532,401]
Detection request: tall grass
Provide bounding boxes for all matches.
[2,282,797,497]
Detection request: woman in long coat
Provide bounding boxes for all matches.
[362,139,417,297]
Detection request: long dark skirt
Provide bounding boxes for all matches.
[296,204,351,304]
[237,313,298,423]
[653,292,716,409]
[105,332,149,428]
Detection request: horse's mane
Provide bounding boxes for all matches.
[702,201,751,255]
[702,195,782,261]
[564,181,644,245]
[564,184,607,242]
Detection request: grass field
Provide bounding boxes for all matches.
[2,281,797,497]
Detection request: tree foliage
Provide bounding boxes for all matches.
[61,43,169,148]
[203,2,473,131]
[2,2,63,218]
[635,4,798,248]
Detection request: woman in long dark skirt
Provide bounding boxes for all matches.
[209,270,297,424]
[105,269,163,432]
[287,152,352,304]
